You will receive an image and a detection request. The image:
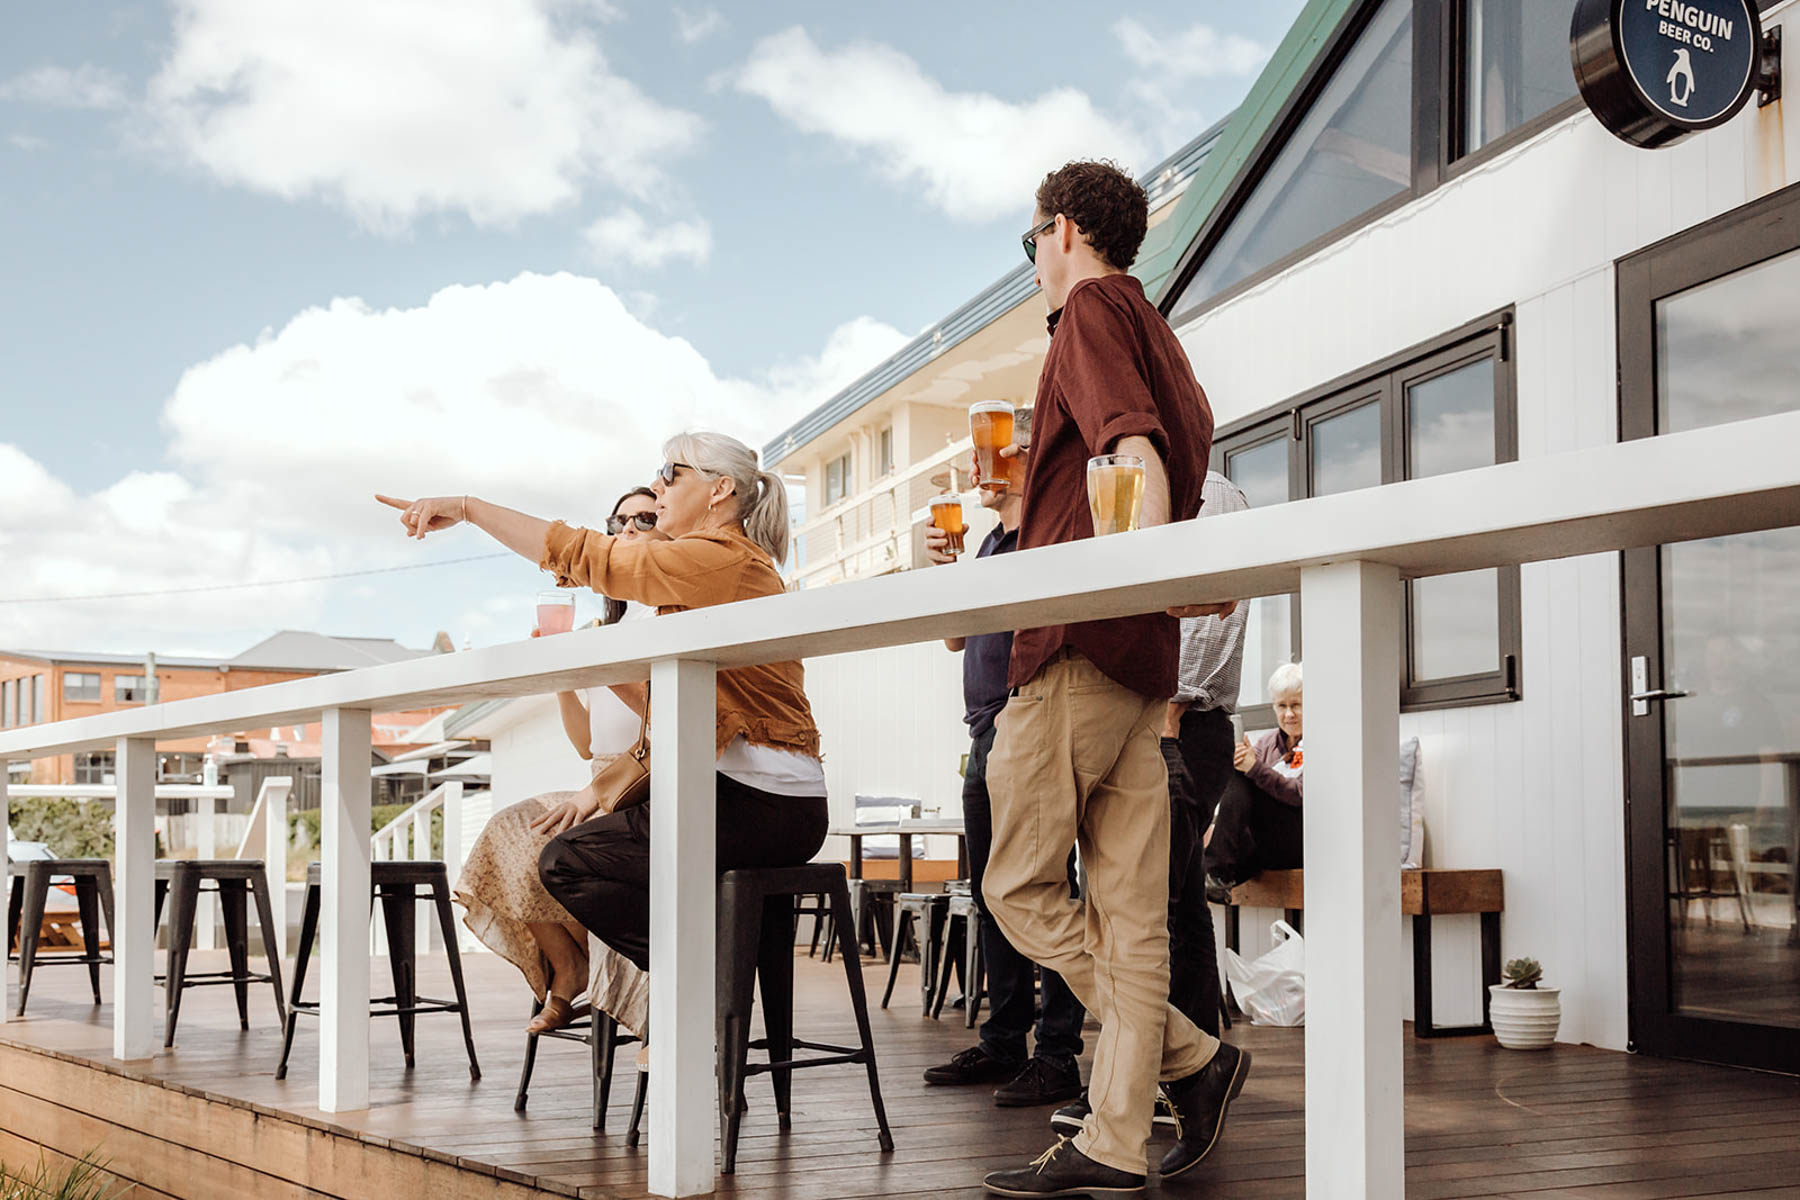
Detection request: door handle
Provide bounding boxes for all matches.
[1628,688,1689,704]
[1629,655,1688,716]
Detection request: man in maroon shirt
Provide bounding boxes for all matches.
[980,162,1249,1198]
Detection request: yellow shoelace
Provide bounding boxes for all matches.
[1030,1137,1072,1173]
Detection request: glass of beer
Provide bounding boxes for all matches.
[536,589,576,635]
[970,400,1017,492]
[930,492,967,556]
[1087,454,1146,536]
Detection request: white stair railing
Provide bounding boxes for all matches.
[369,781,466,955]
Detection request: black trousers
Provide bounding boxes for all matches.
[964,725,1086,1068]
[1165,706,1235,1038]
[1208,770,1305,888]
[538,773,829,972]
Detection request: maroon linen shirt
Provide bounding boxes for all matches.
[1007,273,1214,699]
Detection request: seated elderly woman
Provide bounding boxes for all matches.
[1205,662,1303,899]
[378,431,828,1035]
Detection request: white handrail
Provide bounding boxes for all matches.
[6,409,1800,1197]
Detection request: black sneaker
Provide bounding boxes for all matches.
[1048,1088,1175,1134]
[924,1045,1022,1087]
[1158,1042,1252,1179]
[1204,873,1235,905]
[983,1137,1146,1196]
[993,1057,1082,1108]
[1048,1093,1088,1136]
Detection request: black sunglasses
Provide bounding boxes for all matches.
[606,512,658,535]
[657,461,694,484]
[1021,215,1056,265]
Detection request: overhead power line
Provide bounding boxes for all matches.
[0,553,516,606]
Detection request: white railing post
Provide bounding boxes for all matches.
[320,708,372,1112]
[262,778,292,960]
[1299,561,1405,1200]
[411,799,432,955]
[1,770,9,1025]
[196,792,218,951]
[114,737,157,1060]
[647,658,717,1199]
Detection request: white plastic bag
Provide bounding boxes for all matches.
[1224,919,1306,1026]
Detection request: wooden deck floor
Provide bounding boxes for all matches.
[5,948,1800,1199]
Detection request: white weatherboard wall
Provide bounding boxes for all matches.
[1175,16,1796,1048]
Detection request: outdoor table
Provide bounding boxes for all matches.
[829,818,968,890]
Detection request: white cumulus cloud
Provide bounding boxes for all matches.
[1112,18,1275,153]
[0,65,129,110]
[0,274,904,654]
[733,28,1149,224]
[674,7,726,44]
[145,0,703,231]
[583,208,713,268]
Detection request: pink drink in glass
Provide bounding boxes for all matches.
[536,591,575,635]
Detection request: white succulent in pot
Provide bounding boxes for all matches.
[1490,957,1561,1050]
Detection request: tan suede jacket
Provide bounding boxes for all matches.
[539,521,821,759]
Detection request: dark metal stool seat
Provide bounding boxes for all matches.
[717,864,893,1173]
[514,998,642,1132]
[880,891,948,1015]
[6,859,115,1017]
[151,859,286,1047]
[275,860,480,1081]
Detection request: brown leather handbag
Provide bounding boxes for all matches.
[591,708,651,815]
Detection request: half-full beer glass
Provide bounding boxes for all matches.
[970,400,1017,492]
[1087,454,1145,536]
[930,492,967,556]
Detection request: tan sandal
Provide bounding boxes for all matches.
[527,994,579,1035]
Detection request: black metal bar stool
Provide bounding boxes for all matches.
[880,891,948,1014]
[935,890,984,1027]
[152,859,286,1047]
[715,864,892,1173]
[275,860,480,1081]
[6,859,114,1017]
[514,999,641,1131]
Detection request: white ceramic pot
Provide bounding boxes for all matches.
[1489,984,1561,1049]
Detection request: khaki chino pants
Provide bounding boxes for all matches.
[984,649,1219,1174]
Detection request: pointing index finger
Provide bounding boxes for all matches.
[374,494,413,511]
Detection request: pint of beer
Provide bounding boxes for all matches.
[930,493,967,556]
[970,400,1018,492]
[1087,454,1145,536]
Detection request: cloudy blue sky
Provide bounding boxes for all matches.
[0,0,1302,657]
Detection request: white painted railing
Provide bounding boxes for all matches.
[5,410,1800,1197]
[370,780,466,956]
[794,436,974,588]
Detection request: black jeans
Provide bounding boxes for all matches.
[1164,706,1235,1038]
[964,725,1086,1068]
[1208,770,1305,888]
[538,773,830,971]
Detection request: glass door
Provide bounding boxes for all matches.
[1619,185,1800,1072]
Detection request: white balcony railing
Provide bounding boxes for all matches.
[370,780,467,955]
[794,436,975,588]
[4,410,1800,1198]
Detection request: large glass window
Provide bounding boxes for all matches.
[1212,314,1521,716]
[33,676,45,725]
[115,674,150,704]
[2,680,13,728]
[824,452,851,506]
[1172,0,1414,315]
[1461,0,1580,155]
[64,672,101,703]
[1656,247,1800,436]
[73,751,115,785]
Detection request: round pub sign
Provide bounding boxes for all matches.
[1572,0,1765,147]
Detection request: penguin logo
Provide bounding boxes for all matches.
[1666,48,1696,108]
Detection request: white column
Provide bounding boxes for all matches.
[647,658,717,1199]
[1299,561,1405,1199]
[196,793,218,951]
[320,708,372,1112]
[262,778,292,959]
[115,737,158,1060]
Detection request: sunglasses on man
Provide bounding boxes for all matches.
[1021,215,1057,265]
[605,512,658,535]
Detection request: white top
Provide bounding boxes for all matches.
[585,604,650,768]
[716,736,827,798]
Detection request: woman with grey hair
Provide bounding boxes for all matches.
[1205,662,1304,897]
[378,430,827,1033]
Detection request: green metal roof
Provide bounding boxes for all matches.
[1136,0,1363,307]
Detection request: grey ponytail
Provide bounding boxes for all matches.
[662,431,790,564]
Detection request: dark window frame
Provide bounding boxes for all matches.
[1215,308,1522,723]
[1167,0,1588,322]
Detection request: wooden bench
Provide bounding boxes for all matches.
[1222,868,1504,1038]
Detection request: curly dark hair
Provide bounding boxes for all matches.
[1033,160,1149,271]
